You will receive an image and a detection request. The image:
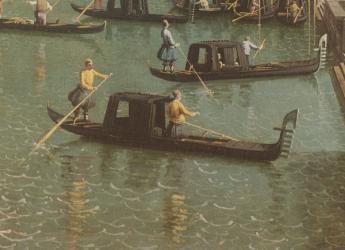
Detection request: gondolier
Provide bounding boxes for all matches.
[242,36,262,65]
[194,0,210,10]
[27,0,53,25]
[157,19,180,73]
[68,58,109,123]
[289,0,303,19]
[166,90,199,137]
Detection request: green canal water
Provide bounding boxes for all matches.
[1,0,345,249]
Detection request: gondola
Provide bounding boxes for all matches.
[276,0,307,25]
[47,92,298,161]
[70,3,188,23]
[149,34,327,82]
[232,0,276,22]
[0,18,106,34]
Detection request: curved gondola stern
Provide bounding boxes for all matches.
[314,34,328,72]
[274,109,299,159]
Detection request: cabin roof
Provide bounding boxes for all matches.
[110,92,170,103]
[194,40,242,47]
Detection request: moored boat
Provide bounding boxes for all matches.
[47,92,298,161]
[70,3,188,23]
[0,17,106,34]
[232,0,276,22]
[149,34,327,82]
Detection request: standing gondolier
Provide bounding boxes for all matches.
[27,0,53,25]
[165,90,199,137]
[68,58,109,123]
[242,36,262,65]
[157,19,180,73]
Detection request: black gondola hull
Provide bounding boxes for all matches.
[71,3,188,23]
[149,57,320,82]
[0,19,106,34]
[47,106,298,161]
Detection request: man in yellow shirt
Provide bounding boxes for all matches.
[166,90,200,137]
[68,58,109,123]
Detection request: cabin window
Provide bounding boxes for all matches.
[116,100,129,118]
[197,48,208,65]
[217,47,241,70]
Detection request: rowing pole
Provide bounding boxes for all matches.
[253,38,266,59]
[184,121,239,141]
[31,73,113,154]
[176,46,213,96]
[75,0,95,23]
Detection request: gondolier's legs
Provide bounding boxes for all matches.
[165,121,181,137]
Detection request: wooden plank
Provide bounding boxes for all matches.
[332,66,345,103]
[339,62,345,76]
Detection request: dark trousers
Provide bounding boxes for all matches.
[166,121,180,137]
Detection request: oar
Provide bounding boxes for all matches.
[52,0,63,8]
[176,46,213,96]
[253,38,266,59]
[232,7,263,22]
[184,121,239,141]
[75,0,95,23]
[31,73,113,154]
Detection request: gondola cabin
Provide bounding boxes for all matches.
[276,0,307,24]
[185,41,249,72]
[102,92,169,138]
[70,0,188,23]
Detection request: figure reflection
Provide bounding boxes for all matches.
[34,42,46,95]
[162,157,189,245]
[60,155,95,250]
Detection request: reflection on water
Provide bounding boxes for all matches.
[163,193,189,244]
[60,155,95,250]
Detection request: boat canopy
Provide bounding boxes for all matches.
[185,40,248,72]
[103,92,170,137]
[107,0,149,15]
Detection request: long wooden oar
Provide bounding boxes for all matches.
[253,38,266,59]
[52,0,63,8]
[176,46,213,96]
[184,121,239,141]
[31,73,113,154]
[75,0,95,23]
[232,7,263,22]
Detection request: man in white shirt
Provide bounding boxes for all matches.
[242,36,262,65]
[27,0,52,25]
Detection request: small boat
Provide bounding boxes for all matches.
[70,3,188,23]
[47,92,298,161]
[276,0,307,25]
[149,34,327,82]
[0,17,106,34]
[232,0,276,22]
